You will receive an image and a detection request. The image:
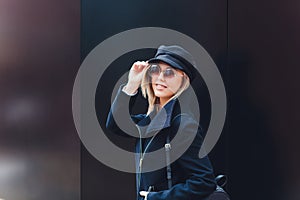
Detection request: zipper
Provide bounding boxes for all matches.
[136,124,142,196]
[136,124,159,194]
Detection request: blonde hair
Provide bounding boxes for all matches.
[141,65,190,115]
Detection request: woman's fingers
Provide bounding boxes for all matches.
[133,61,148,72]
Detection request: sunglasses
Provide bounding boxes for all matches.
[147,64,183,79]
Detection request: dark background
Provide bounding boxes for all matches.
[1,0,299,200]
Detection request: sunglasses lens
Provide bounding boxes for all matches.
[148,65,178,79]
[163,69,175,78]
[148,65,160,76]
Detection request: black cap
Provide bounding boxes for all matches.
[148,45,197,81]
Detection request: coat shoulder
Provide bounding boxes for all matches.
[171,113,199,127]
[171,113,204,138]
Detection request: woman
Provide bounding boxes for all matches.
[106,45,216,200]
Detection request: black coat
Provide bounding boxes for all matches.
[106,86,216,200]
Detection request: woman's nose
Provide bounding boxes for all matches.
[157,71,165,81]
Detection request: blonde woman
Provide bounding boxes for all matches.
[106,45,216,200]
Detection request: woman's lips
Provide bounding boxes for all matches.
[155,84,167,90]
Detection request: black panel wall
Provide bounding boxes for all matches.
[81,1,228,200]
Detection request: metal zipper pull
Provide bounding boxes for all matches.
[147,186,154,192]
[139,158,143,168]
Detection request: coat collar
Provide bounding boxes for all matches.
[137,99,177,136]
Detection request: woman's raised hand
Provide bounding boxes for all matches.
[123,61,148,95]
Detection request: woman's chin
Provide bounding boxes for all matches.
[153,90,165,97]
[154,90,173,99]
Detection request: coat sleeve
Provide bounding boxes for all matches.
[106,85,145,138]
[146,116,216,200]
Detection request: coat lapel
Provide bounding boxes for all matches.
[144,99,177,136]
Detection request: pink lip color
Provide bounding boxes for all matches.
[155,84,167,90]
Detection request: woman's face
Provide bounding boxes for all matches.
[149,62,184,101]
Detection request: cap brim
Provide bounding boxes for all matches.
[148,55,185,71]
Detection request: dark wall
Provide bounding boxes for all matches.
[228,1,300,199]
[81,0,228,200]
